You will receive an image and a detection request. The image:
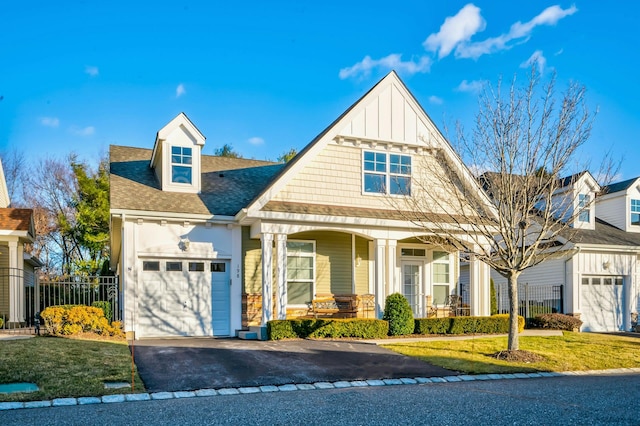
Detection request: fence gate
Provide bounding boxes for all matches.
[495,283,564,326]
[1,272,120,335]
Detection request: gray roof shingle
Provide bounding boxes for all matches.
[601,177,640,195]
[110,145,284,216]
[570,218,640,246]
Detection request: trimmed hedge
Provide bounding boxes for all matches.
[414,314,525,335]
[530,313,583,331]
[92,301,112,323]
[268,319,388,340]
[40,305,124,337]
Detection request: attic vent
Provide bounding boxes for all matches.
[219,173,224,178]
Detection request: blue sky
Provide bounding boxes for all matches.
[1,1,638,180]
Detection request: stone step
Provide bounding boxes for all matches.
[249,325,267,340]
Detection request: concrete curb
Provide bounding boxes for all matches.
[2,367,639,411]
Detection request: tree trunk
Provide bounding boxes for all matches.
[507,272,520,351]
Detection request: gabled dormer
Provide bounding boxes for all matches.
[149,113,205,194]
[556,171,599,230]
[597,176,640,233]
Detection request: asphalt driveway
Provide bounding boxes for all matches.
[132,338,455,392]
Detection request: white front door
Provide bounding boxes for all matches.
[211,260,231,336]
[402,262,423,317]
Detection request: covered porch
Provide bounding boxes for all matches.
[242,222,491,326]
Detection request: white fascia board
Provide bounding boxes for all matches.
[110,209,235,223]
[574,243,640,253]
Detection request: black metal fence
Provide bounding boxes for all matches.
[495,283,564,326]
[0,270,120,334]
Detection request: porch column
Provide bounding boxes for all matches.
[374,239,386,318]
[261,233,274,325]
[275,234,287,320]
[8,240,22,323]
[387,240,398,294]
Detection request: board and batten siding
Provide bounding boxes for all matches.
[490,259,566,287]
[596,196,626,230]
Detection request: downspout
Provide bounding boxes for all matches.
[564,246,581,314]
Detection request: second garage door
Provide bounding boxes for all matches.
[580,276,624,332]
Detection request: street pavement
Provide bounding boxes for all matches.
[1,373,638,425]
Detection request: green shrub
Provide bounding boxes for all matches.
[92,301,112,323]
[268,319,388,340]
[382,293,414,336]
[414,314,525,335]
[0,316,4,329]
[530,313,583,331]
[490,278,498,315]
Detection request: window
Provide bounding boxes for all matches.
[432,251,450,305]
[401,248,426,257]
[286,241,315,305]
[631,199,640,226]
[582,276,623,286]
[211,262,226,273]
[166,261,182,272]
[142,261,160,271]
[578,194,590,222]
[188,262,204,272]
[171,146,192,184]
[363,151,411,195]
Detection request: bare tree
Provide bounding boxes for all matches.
[0,149,27,205]
[397,69,610,353]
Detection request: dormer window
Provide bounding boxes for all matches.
[631,199,640,226]
[171,146,192,184]
[578,194,590,222]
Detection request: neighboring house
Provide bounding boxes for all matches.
[110,71,495,339]
[0,159,41,327]
[486,172,640,332]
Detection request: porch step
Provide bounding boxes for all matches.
[238,330,258,340]
[250,326,268,341]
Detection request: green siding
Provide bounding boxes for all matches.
[290,231,352,296]
[354,236,370,294]
[242,226,262,294]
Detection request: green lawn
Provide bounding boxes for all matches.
[0,336,144,402]
[383,332,640,374]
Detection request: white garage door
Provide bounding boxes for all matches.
[138,260,214,338]
[580,276,624,332]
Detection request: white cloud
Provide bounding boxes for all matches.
[555,48,564,56]
[176,83,186,98]
[70,126,95,136]
[85,65,99,77]
[456,79,485,94]
[423,4,486,59]
[428,95,444,105]
[339,54,431,80]
[455,5,577,59]
[40,117,59,128]
[520,50,547,73]
[248,136,264,146]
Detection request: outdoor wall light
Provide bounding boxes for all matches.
[356,254,362,267]
[603,260,611,270]
[180,237,191,251]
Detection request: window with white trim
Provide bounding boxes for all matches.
[286,241,315,305]
[578,194,590,222]
[171,146,192,184]
[582,276,623,286]
[363,151,411,195]
[432,251,451,305]
[631,199,640,226]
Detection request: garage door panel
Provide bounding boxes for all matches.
[581,277,624,332]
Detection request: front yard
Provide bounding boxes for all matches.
[383,332,640,374]
[0,336,144,402]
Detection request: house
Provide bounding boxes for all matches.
[0,159,41,328]
[109,71,496,339]
[486,172,640,332]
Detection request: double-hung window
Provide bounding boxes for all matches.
[432,251,450,305]
[286,241,315,305]
[171,146,192,184]
[363,151,411,195]
[578,194,590,222]
[631,199,640,226]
